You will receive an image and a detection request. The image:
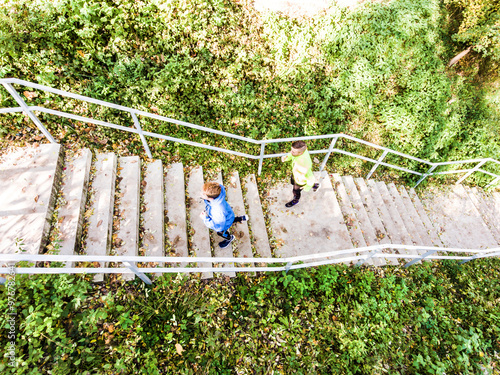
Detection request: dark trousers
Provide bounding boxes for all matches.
[291,176,305,200]
[216,216,245,239]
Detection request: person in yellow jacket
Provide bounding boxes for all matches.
[281,140,320,207]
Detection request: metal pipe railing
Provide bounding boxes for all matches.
[1,245,498,285]
[1,78,499,189]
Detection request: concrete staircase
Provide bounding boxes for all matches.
[1,144,499,280]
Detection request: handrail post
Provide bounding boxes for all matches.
[319,136,339,173]
[456,160,487,185]
[404,250,436,268]
[460,251,500,264]
[414,165,437,188]
[131,112,152,159]
[485,176,500,190]
[317,136,339,184]
[366,150,388,180]
[257,143,266,176]
[355,249,379,267]
[123,261,152,284]
[2,83,56,143]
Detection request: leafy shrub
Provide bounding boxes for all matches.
[0,0,499,185]
[444,0,500,60]
[1,260,499,374]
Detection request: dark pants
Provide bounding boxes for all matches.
[291,176,305,200]
[216,216,245,239]
[216,230,231,240]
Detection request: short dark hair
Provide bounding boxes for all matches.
[292,140,306,149]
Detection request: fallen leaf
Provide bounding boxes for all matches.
[34,195,39,202]
[105,334,114,345]
[96,138,108,145]
[23,91,38,100]
[97,219,103,228]
[175,343,184,355]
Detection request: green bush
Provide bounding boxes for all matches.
[1,260,499,373]
[0,0,499,184]
[444,0,500,60]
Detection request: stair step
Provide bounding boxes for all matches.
[463,186,500,244]
[386,183,424,247]
[114,156,141,281]
[165,163,189,262]
[57,149,92,267]
[85,153,117,282]
[227,171,254,270]
[419,184,497,249]
[453,184,498,247]
[408,188,443,247]
[142,160,165,264]
[492,191,500,232]
[211,172,235,278]
[397,185,435,248]
[187,166,212,279]
[0,144,62,255]
[354,178,398,265]
[364,179,403,244]
[373,181,416,257]
[332,174,367,249]
[267,172,352,260]
[342,176,384,266]
[244,174,272,259]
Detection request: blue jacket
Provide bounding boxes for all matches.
[202,185,235,232]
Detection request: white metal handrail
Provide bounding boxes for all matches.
[1,244,499,285]
[1,78,499,188]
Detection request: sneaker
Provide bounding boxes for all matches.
[285,199,299,208]
[313,183,321,192]
[219,235,235,249]
[241,215,248,221]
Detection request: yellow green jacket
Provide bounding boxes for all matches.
[283,150,315,191]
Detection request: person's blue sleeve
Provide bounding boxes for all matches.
[202,215,216,230]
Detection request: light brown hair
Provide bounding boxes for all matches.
[202,182,221,199]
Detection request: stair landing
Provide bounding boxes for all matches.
[266,172,352,259]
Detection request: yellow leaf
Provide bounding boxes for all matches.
[77,50,85,58]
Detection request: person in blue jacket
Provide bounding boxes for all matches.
[199,182,248,248]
